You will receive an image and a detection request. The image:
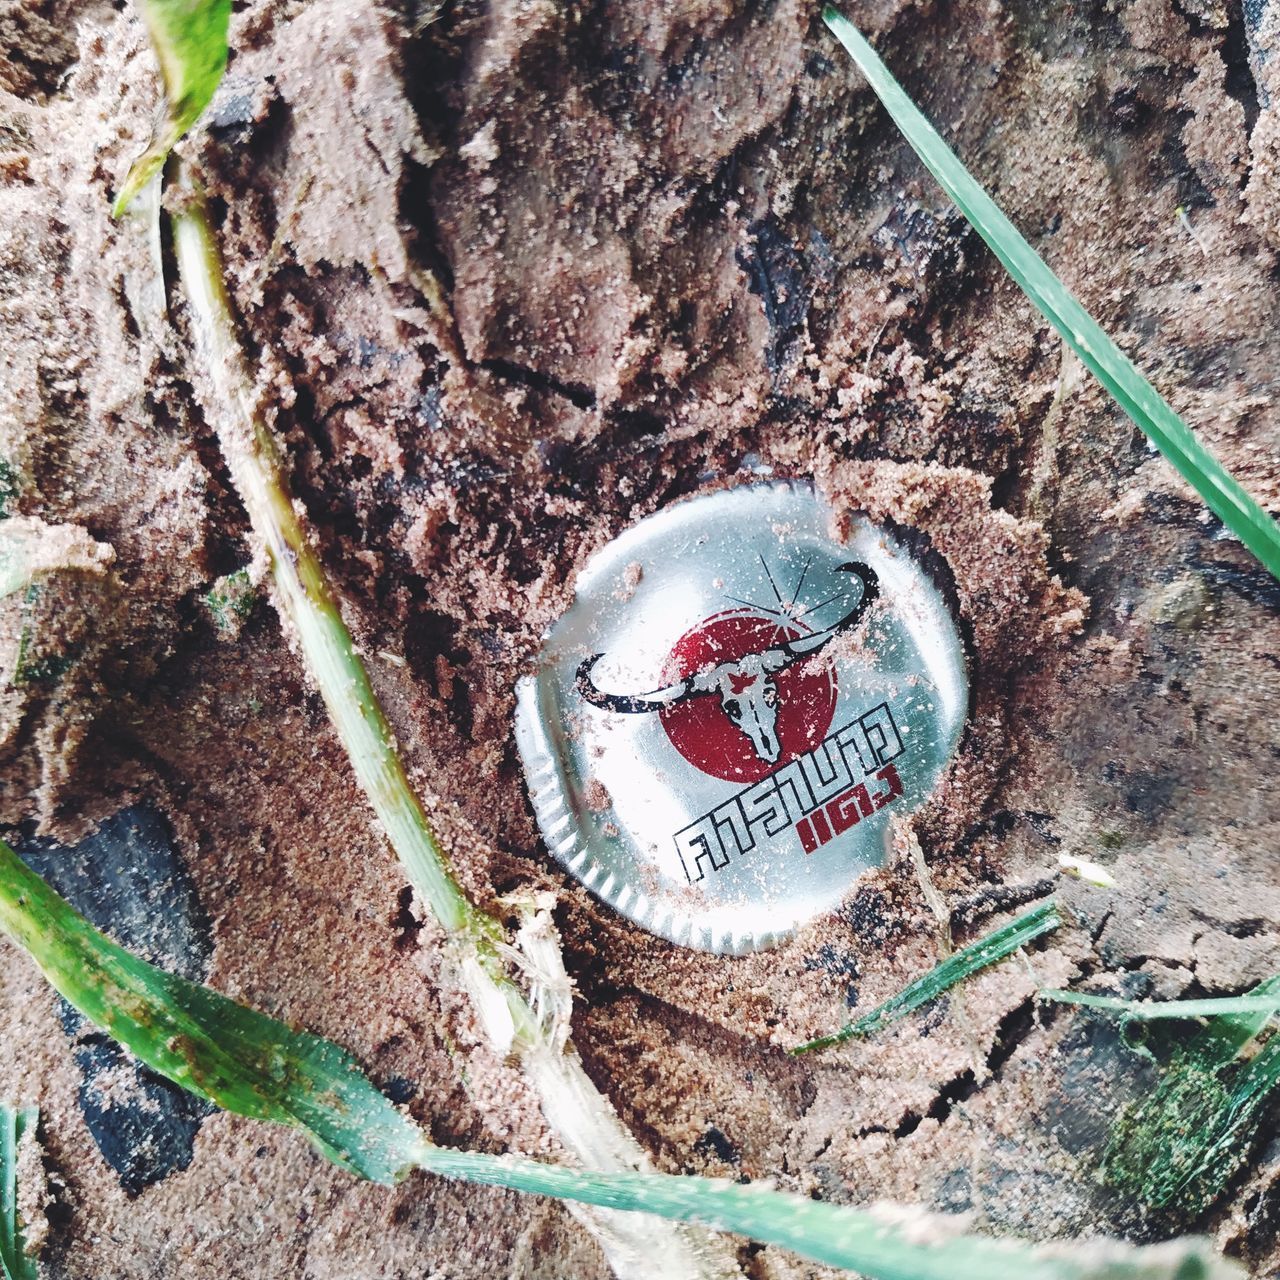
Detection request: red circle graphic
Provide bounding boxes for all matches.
[659,611,838,784]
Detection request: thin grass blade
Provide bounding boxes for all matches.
[0,1105,37,1280]
[417,1148,1237,1280]
[1045,974,1280,1069]
[1041,986,1280,1024]
[794,899,1061,1053]
[823,7,1280,583]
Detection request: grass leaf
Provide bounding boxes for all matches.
[823,7,1280,584]
[793,899,1061,1053]
[0,843,1243,1279]
[424,1151,1237,1280]
[0,838,425,1183]
[1050,974,1280,1215]
[0,1104,38,1280]
[113,0,231,217]
[1041,987,1280,1023]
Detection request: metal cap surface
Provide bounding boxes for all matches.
[514,482,968,954]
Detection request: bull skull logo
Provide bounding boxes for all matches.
[576,561,879,766]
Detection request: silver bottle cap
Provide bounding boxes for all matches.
[514,482,968,954]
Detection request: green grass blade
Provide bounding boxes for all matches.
[0,838,425,1184]
[113,0,230,216]
[794,899,1061,1053]
[1052,972,1280,1215]
[0,845,1242,1279]
[1044,974,1280,1067]
[416,1148,1235,1280]
[1041,986,1280,1024]
[0,1105,38,1280]
[1104,1030,1280,1216]
[823,7,1280,584]
[1195,973,1280,1065]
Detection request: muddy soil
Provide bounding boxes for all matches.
[2,0,1280,1277]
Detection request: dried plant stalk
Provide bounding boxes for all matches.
[168,162,739,1280]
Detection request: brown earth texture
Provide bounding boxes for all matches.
[2,0,1280,1276]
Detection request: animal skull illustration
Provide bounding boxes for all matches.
[576,561,879,765]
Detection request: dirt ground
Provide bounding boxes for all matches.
[2,0,1280,1276]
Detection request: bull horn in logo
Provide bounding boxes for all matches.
[576,561,879,765]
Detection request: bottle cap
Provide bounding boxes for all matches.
[514,482,968,954]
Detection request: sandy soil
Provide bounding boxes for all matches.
[2,0,1279,1276]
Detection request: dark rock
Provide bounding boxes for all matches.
[1044,1013,1157,1160]
[805,942,860,1007]
[694,1124,740,1166]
